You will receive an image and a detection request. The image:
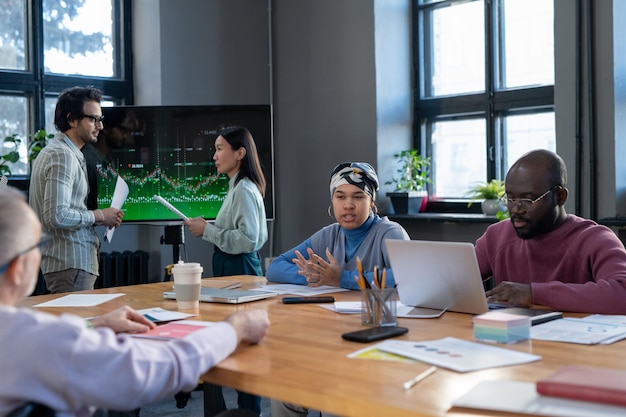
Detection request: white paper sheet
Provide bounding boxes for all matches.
[376,337,541,372]
[104,175,129,242]
[34,293,124,307]
[319,301,362,314]
[531,316,626,345]
[257,283,349,296]
[136,307,196,322]
[320,301,445,318]
[452,379,626,417]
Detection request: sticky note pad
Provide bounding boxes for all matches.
[473,311,530,344]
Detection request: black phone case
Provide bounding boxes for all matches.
[282,296,336,304]
[341,326,408,343]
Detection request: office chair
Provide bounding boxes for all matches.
[7,402,54,417]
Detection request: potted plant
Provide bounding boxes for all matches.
[28,129,53,162]
[465,179,506,216]
[0,129,53,180]
[0,134,22,177]
[385,149,431,214]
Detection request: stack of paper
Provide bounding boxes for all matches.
[531,315,626,345]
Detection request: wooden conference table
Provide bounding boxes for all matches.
[19,276,626,417]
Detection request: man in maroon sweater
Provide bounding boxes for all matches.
[475,149,626,314]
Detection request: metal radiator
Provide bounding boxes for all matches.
[98,250,150,288]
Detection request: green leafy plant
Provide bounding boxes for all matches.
[496,209,510,221]
[0,134,22,176]
[466,179,509,219]
[385,149,432,192]
[466,179,505,202]
[28,129,54,161]
[0,129,53,176]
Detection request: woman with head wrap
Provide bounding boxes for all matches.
[265,162,409,290]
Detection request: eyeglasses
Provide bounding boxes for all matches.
[500,186,561,212]
[82,114,105,125]
[0,234,51,274]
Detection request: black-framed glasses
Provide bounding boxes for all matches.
[500,186,561,212]
[0,234,51,274]
[82,114,105,125]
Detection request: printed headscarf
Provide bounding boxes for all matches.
[329,162,379,200]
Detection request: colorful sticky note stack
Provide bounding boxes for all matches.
[473,311,530,344]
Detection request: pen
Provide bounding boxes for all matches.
[403,366,437,390]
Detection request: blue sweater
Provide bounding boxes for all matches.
[266,215,409,289]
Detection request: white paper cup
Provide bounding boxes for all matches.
[171,261,203,309]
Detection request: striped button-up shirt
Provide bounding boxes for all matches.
[29,133,99,275]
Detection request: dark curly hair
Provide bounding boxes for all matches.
[54,86,102,132]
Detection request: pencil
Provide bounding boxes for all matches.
[356,257,364,282]
[373,266,379,288]
[354,275,365,289]
[381,268,387,289]
[403,366,437,390]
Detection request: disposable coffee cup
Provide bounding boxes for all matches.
[171,261,203,310]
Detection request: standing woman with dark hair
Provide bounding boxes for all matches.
[185,126,267,414]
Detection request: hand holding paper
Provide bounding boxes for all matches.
[104,176,129,242]
[154,195,190,221]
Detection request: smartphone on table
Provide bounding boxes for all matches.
[341,326,408,343]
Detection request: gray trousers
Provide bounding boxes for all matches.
[44,268,97,293]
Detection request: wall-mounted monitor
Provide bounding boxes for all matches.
[93,105,273,223]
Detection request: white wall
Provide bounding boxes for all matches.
[107,0,626,283]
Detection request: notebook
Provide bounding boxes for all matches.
[385,239,490,315]
[163,287,277,304]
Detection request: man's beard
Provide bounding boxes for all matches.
[512,212,558,239]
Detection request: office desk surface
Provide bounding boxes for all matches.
[18,277,626,417]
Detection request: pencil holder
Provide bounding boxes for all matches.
[361,287,398,327]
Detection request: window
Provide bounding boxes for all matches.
[414,0,555,199]
[0,0,133,176]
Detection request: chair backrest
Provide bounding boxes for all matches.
[7,402,55,417]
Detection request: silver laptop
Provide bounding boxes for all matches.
[385,239,489,315]
[163,287,277,304]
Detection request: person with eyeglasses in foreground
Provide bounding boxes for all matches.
[29,86,124,293]
[475,149,626,314]
[0,186,269,417]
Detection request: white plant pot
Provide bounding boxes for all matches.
[481,199,501,215]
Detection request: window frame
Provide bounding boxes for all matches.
[0,0,133,177]
[412,0,555,197]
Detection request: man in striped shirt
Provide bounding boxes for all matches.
[29,86,124,294]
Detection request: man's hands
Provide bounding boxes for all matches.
[485,281,532,307]
[89,306,157,333]
[224,309,270,345]
[101,207,124,228]
[185,216,209,237]
[89,306,270,347]
[292,247,342,287]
